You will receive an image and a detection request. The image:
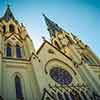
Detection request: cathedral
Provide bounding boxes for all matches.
[0,5,100,100]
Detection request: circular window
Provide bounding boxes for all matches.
[50,67,72,85]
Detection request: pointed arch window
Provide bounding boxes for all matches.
[16,44,22,58]
[9,24,15,32]
[6,43,12,57]
[3,25,6,33]
[15,75,23,99]
[54,41,60,49]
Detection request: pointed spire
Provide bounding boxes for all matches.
[0,5,18,24]
[43,14,64,37]
[4,4,15,21]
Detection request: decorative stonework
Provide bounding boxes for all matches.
[49,67,72,85]
[41,84,100,100]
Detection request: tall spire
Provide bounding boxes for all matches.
[0,4,18,24]
[43,14,65,37]
[4,5,15,21]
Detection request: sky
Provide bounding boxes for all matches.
[0,0,100,57]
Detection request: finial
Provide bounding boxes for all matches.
[42,13,45,17]
[42,36,45,41]
[6,0,11,8]
[7,4,10,8]
[42,13,48,20]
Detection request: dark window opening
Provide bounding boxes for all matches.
[6,43,11,57]
[16,44,22,58]
[57,92,64,100]
[54,41,60,49]
[15,75,23,99]
[9,24,15,32]
[3,25,6,33]
[70,92,76,100]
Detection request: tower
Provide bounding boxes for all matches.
[38,14,100,99]
[0,5,100,100]
[0,6,40,100]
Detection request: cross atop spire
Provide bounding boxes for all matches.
[43,14,65,37]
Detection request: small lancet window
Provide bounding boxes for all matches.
[6,43,12,57]
[3,25,6,33]
[9,24,15,32]
[16,44,22,58]
[15,75,23,99]
[54,41,60,49]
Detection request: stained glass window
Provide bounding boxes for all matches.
[16,45,22,58]
[15,75,23,99]
[6,43,12,57]
[50,67,72,85]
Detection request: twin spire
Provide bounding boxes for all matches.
[4,5,15,21]
[43,14,66,37]
[0,5,68,38]
[0,5,18,24]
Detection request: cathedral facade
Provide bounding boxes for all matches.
[0,6,100,100]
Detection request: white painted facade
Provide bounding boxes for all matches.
[0,6,100,100]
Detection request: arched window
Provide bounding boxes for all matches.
[3,25,6,33]
[15,75,23,99]
[54,41,60,49]
[6,43,12,57]
[16,44,22,58]
[9,24,15,32]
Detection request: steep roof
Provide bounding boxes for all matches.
[43,14,66,37]
[0,5,18,24]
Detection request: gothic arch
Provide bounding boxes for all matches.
[11,72,26,100]
[9,24,15,32]
[2,25,6,33]
[44,58,76,75]
[16,44,22,58]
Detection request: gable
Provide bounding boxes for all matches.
[37,40,72,61]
